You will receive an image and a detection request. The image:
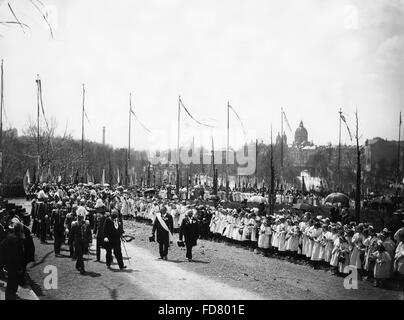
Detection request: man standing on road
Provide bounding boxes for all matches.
[103,209,126,270]
[93,199,107,262]
[151,206,173,260]
[179,210,199,261]
[0,222,26,300]
[51,201,66,257]
[70,211,92,275]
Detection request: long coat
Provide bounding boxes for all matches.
[179,216,199,246]
[152,214,173,244]
[103,217,124,247]
[0,233,25,274]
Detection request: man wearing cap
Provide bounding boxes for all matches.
[51,201,66,257]
[151,207,173,260]
[0,222,25,299]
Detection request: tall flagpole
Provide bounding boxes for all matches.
[280,107,284,199]
[397,111,402,185]
[176,96,181,195]
[338,108,342,191]
[270,124,275,215]
[127,92,132,186]
[0,59,3,194]
[81,84,85,183]
[226,101,230,201]
[36,75,41,183]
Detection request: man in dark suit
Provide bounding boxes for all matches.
[70,212,92,274]
[103,209,126,270]
[51,201,66,257]
[179,210,199,261]
[0,222,25,300]
[93,200,107,262]
[151,206,173,260]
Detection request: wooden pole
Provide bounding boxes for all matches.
[226,101,229,201]
[397,111,401,185]
[270,125,275,215]
[36,75,41,183]
[0,59,3,194]
[176,96,181,195]
[355,110,361,222]
[127,92,132,186]
[338,108,342,192]
[81,84,85,183]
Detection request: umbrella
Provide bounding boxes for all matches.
[144,188,156,194]
[324,192,350,207]
[293,203,315,212]
[247,195,268,204]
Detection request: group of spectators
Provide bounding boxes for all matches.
[1,181,403,300]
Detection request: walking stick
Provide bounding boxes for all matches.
[121,237,132,267]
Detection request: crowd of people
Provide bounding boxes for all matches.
[1,181,403,300]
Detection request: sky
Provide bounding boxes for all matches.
[0,0,403,151]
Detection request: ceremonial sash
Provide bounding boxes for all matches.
[156,213,173,242]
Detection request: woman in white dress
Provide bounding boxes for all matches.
[250,214,259,249]
[305,220,315,260]
[310,222,324,268]
[286,223,300,258]
[330,230,343,274]
[323,226,337,264]
[258,218,272,255]
[363,227,378,279]
[271,219,280,250]
[349,225,365,273]
[277,218,288,255]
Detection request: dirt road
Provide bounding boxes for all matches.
[8,198,403,300]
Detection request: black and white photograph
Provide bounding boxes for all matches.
[0,0,403,310]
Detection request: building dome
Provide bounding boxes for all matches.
[294,121,308,146]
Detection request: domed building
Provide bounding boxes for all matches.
[294,121,310,147]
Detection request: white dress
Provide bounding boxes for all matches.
[305,226,315,258]
[349,232,365,269]
[278,223,287,252]
[310,228,324,261]
[258,224,271,249]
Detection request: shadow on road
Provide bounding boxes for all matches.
[165,258,210,264]
[29,251,53,268]
[108,268,134,274]
[82,271,102,278]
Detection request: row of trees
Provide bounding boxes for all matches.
[2,118,365,196]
